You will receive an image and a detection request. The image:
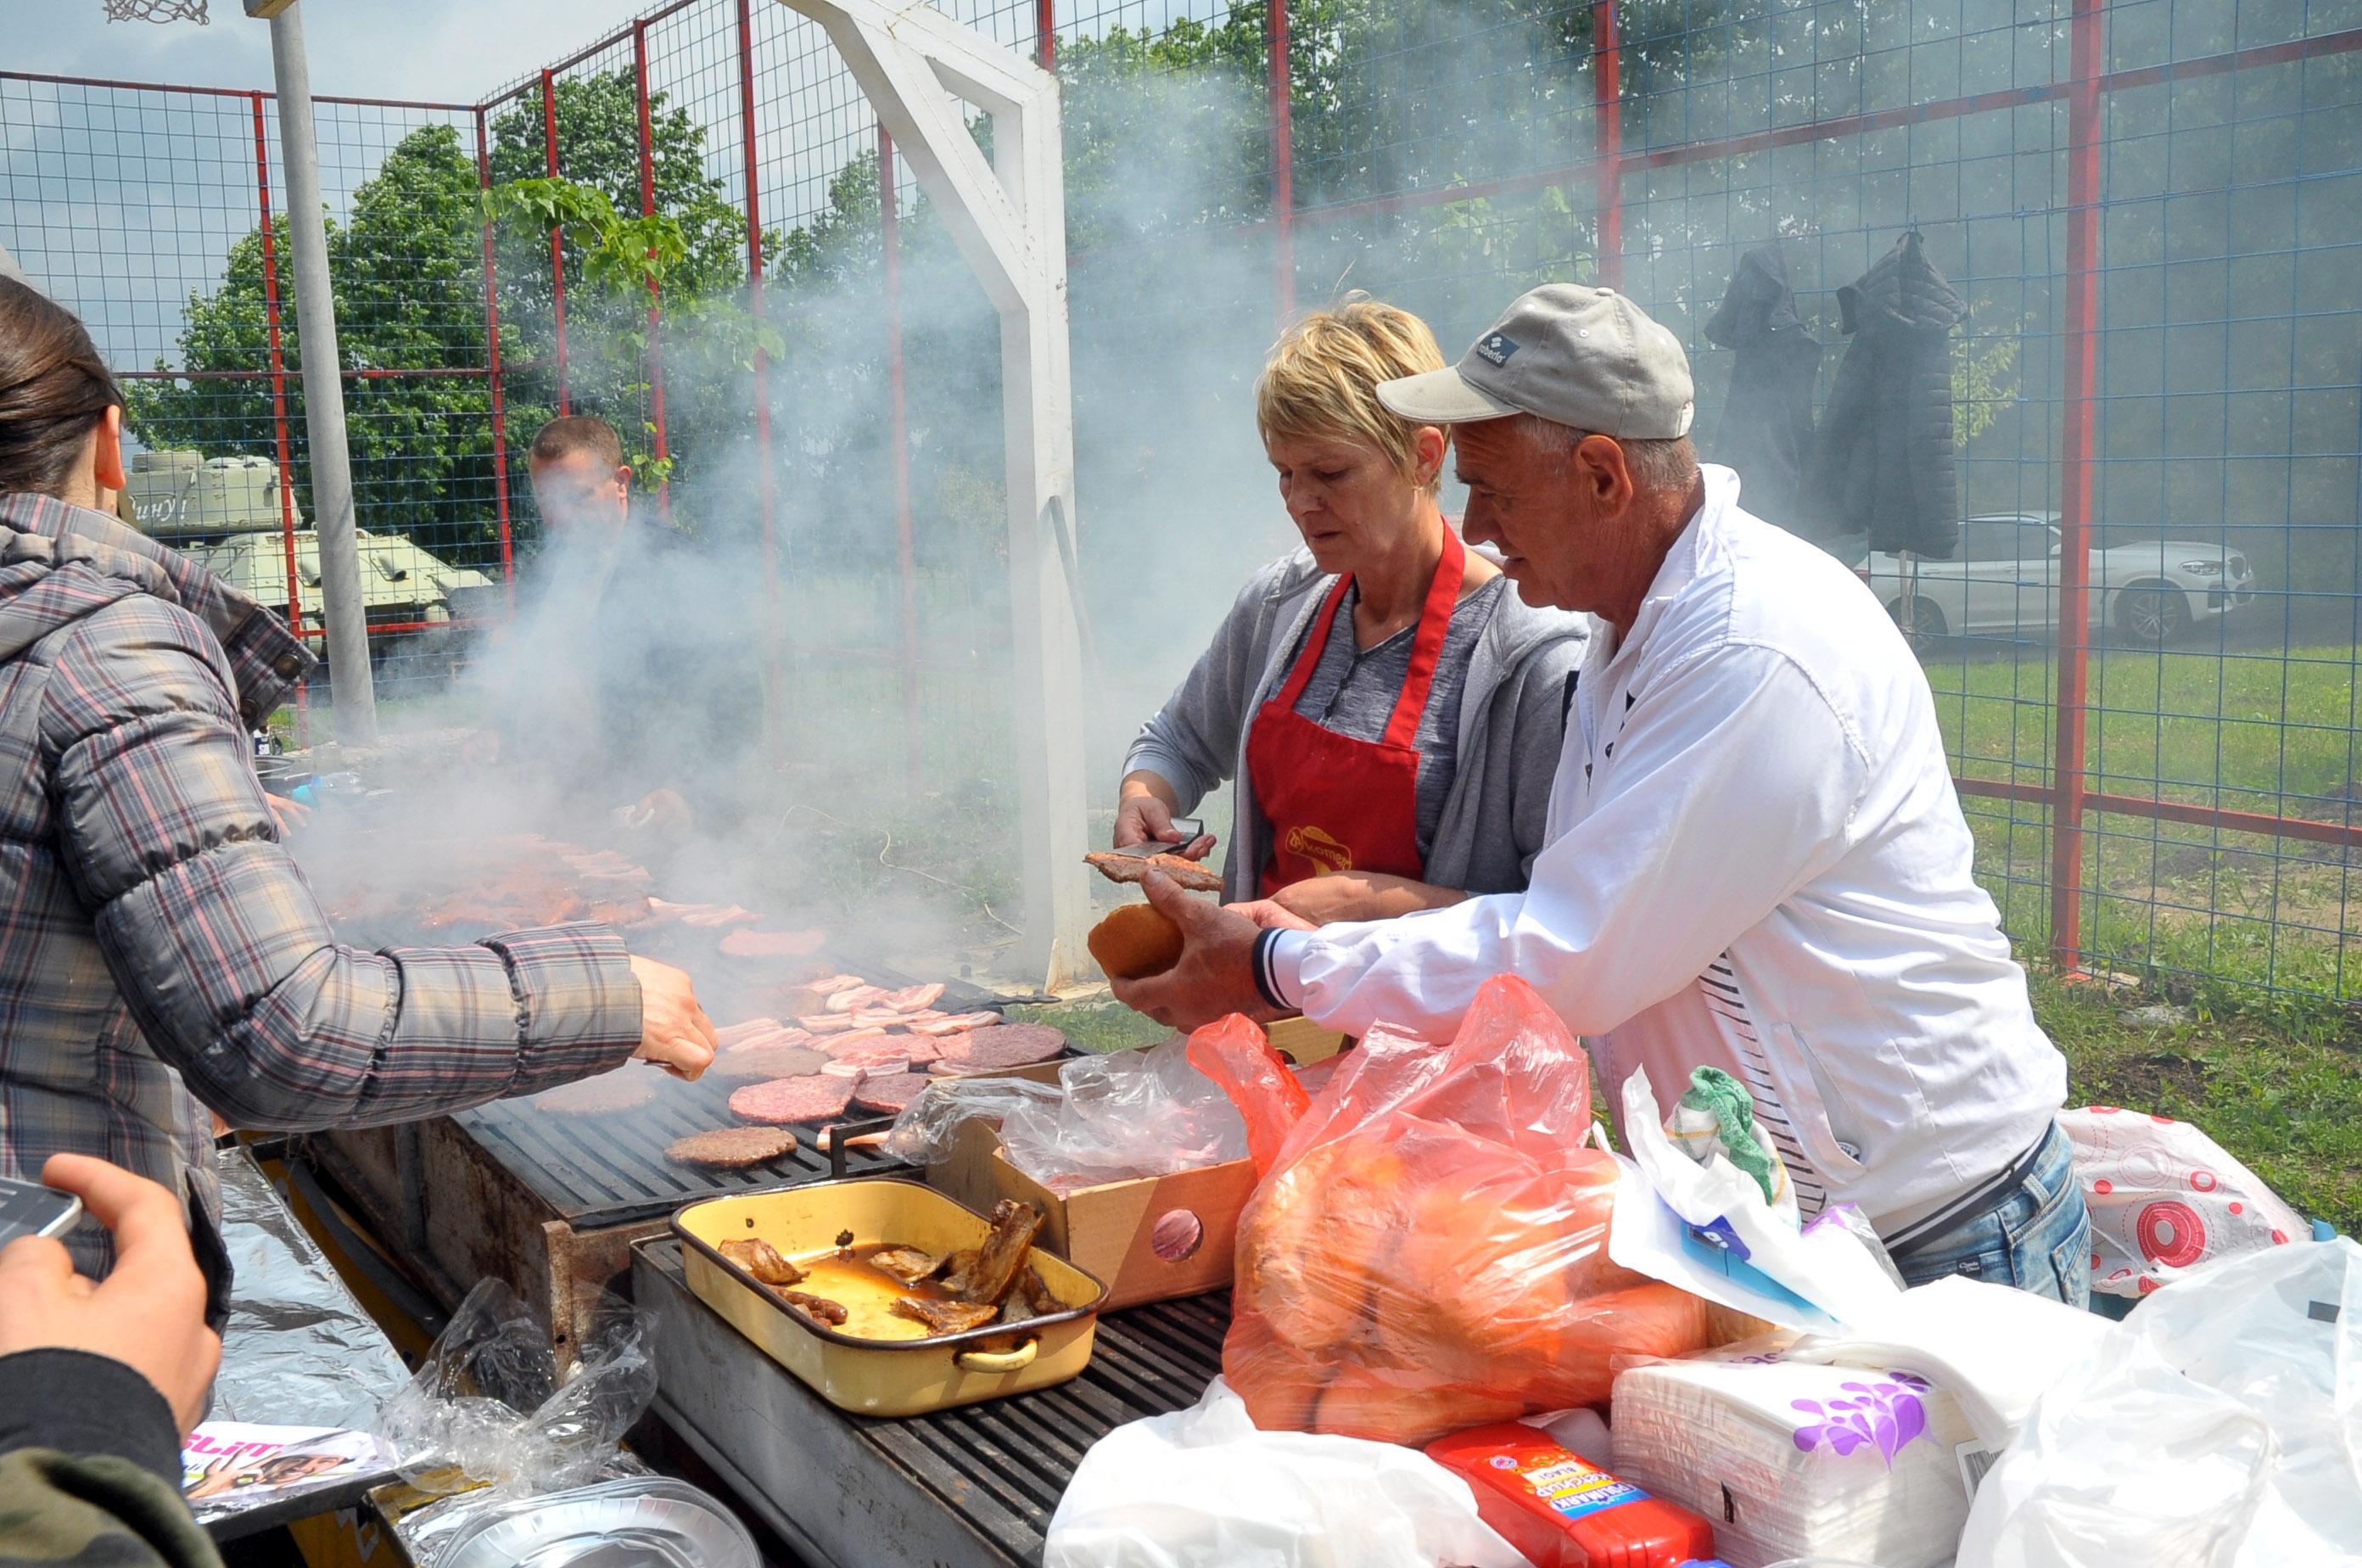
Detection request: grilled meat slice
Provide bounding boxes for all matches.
[870,1245,946,1287]
[719,1237,805,1286]
[1084,850,1223,893]
[1021,1267,1060,1316]
[775,1290,849,1326]
[949,1200,1044,1308]
[891,1296,1002,1336]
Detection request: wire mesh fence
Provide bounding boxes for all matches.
[1,0,2357,1007]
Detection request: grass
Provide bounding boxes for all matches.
[1922,639,2362,1017]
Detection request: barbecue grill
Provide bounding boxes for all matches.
[635,1235,1226,1566]
[295,970,1033,1356]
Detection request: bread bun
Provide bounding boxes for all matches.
[1088,901,1185,979]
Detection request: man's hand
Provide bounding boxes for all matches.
[1108,871,1282,1030]
[264,794,311,837]
[629,955,717,1079]
[618,787,692,835]
[0,1154,222,1436]
[1111,792,1215,860]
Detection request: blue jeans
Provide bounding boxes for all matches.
[1889,1123,2091,1308]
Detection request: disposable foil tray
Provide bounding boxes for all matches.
[432,1477,757,1568]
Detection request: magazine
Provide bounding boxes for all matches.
[181,1422,395,1520]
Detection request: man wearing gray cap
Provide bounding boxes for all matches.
[1117,284,2082,1303]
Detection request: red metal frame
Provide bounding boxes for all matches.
[1956,777,2362,854]
[252,105,302,634]
[635,21,673,525]
[736,0,779,579]
[1266,0,1295,326]
[879,126,922,776]
[1035,0,1055,70]
[541,68,570,415]
[1590,0,1621,288]
[475,109,517,593]
[2049,0,2107,969]
[251,90,307,742]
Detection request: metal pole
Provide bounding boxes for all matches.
[2051,0,2105,972]
[253,91,310,748]
[266,1,377,747]
[475,109,516,602]
[880,125,921,778]
[1034,0,1055,68]
[1591,0,1623,288]
[542,70,570,416]
[635,22,672,526]
[1266,0,1295,328]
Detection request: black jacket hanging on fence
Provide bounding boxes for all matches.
[1805,231,1968,557]
[1702,243,1821,532]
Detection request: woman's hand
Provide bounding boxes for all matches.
[265,794,311,837]
[1269,872,1470,926]
[1114,777,1215,859]
[628,956,717,1080]
[1225,898,1318,932]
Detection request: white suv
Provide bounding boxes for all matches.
[1852,512,2256,647]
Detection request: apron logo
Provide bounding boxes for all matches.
[1284,825,1355,876]
[1474,333,1520,367]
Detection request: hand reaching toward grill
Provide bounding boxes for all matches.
[629,956,718,1080]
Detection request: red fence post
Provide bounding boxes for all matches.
[1034,0,1055,69]
[880,126,921,778]
[475,108,516,597]
[541,68,570,416]
[635,22,672,526]
[737,0,785,770]
[253,91,310,742]
[1267,0,1296,327]
[2051,0,2106,972]
[1591,0,1623,288]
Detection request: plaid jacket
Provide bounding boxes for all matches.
[0,494,642,1274]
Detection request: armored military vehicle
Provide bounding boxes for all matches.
[120,450,497,675]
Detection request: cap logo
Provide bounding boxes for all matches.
[1474,333,1520,367]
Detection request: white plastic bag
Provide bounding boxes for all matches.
[1042,1378,1525,1568]
[1956,1237,2362,1567]
[2060,1106,2305,1298]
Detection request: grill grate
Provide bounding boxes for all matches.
[455,1072,904,1229]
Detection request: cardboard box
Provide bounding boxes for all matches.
[925,1017,1346,1310]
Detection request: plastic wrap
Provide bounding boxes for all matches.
[1956,1237,2362,1566]
[1212,977,1730,1447]
[882,1035,1251,1192]
[1043,1377,1526,1568]
[377,1279,657,1497]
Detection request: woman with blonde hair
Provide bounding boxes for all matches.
[1117,295,1588,924]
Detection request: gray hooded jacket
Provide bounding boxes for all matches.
[1125,547,1589,903]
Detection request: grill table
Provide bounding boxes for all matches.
[633,1236,1226,1566]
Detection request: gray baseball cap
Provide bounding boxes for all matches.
[1378,284,1695,440]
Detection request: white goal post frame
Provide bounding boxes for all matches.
[783,0,1091,988]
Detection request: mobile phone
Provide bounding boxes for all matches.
[0,1176,83,1248]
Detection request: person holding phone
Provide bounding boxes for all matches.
[0,277,719,1326]
[0,1155,223,1567]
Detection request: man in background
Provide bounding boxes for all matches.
[478,415,753,843]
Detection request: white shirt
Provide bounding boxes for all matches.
[1264,467,2066,1230]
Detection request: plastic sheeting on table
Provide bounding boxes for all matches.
[210,1143,412,1428]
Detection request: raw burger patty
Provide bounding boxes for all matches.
[728,1075,855,1125]
[665,1127,799,1168]
[932,1023,1067,1072]
[854,1072,935,1114]
[713,1044,831,1081]
[535,1069,659,1116]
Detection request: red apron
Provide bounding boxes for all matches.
[1245,530,1467,898]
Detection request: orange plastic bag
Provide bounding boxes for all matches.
[1184,1015,1309,1176]
[1206,976,1725,1446]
